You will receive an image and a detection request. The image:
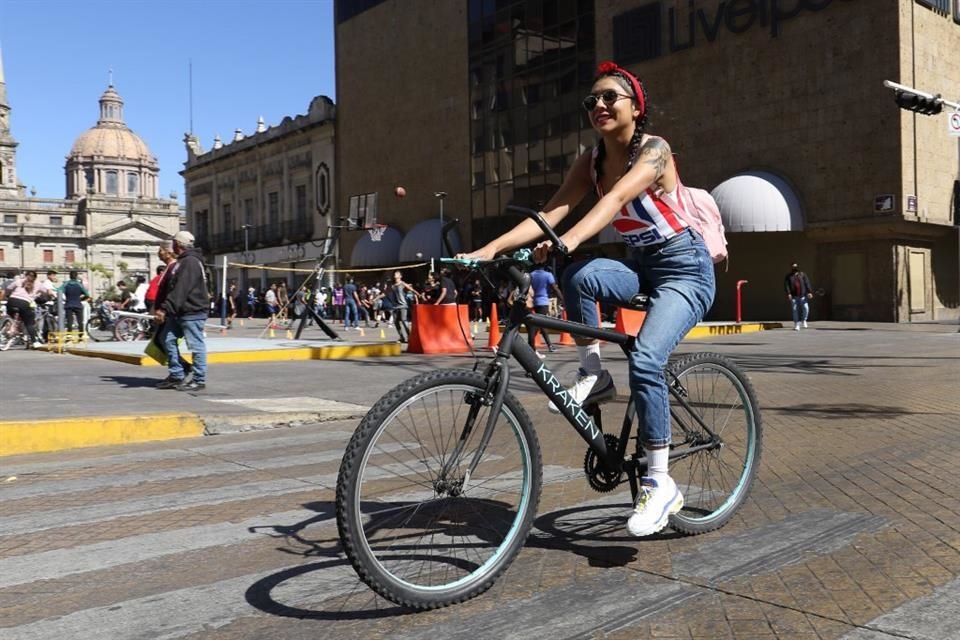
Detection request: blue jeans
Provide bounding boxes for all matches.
[344,299,359,327]
[562,229,716,448]
[163,314,208,383]
[790,296,809,323]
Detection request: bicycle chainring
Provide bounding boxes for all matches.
[584,434,623,493]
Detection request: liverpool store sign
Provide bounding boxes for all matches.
[668,0,852,49]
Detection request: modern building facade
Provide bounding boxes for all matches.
[335,0,960,322]
[180,97,336,291]
[0,47,182,294]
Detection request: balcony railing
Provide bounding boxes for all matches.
[201,220,314,254]
[0,223,87,238]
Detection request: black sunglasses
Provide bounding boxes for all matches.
[582,89,633,112]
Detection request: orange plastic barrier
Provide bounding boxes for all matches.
[614,307,647,337]
[558,310,575,346]
[486,304,501,350]
[407,304,475,354]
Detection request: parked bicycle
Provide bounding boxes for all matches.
[0,300,53,351]
[336,209,762,610]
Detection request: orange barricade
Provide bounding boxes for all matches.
[614,307,647,337]
[408,304,475,354]
[486,304,501,350]
[559,310,575,346]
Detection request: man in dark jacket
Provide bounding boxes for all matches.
[155,231,210,390]
[784,263,814,331]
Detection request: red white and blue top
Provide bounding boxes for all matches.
[591,142,688,248]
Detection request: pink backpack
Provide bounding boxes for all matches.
[661,182,728,265]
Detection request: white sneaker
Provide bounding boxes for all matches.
[793,323,801,331]
[802,320,808,329]
[547,368,616,414]
[627,476,683,537]
[535,351,545,360]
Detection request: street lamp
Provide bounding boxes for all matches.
[434,191,447,258]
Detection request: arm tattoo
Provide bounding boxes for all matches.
[638,137,670,180]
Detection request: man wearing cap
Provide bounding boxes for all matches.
[155,231,210,391]
[784,263,814,331]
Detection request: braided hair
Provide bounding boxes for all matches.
[592,66,650,182]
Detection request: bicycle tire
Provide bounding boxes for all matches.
[336,368,543,610]
[666,352,762,535]
[0,318,14,351]
[114,317,143,341]
[85,317,113,342]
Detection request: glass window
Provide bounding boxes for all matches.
[85,169,94,191]
[3,214,16,224]
[223,203,232,233]
[244,198,254,225]
[268,192,279,227]
[0,248,4,262]
[295,184,307,219]
[127,173,139,195]
[49,216,63,226]
[43,249,54,263]
[65,250,75,263]
[105,171,118,194]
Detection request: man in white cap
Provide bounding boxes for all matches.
[155,231,210,390]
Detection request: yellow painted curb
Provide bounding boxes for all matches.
[0,414,204,457]
[63,342,403,366]
[686,322,782,339]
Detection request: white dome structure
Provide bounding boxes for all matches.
[710,171,804,232]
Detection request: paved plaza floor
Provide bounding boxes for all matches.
[0,321,958,639]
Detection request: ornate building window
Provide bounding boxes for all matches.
[65,250,75,263]
[3,214,15,224]
[85,169,95,192]
[268,192,279,227]
[295,184,307,219]
[43,249,54,263]
[49,216,63,225]
[127,173,139,196]
[105,170,118,194]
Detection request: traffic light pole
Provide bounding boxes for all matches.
[883,80,960,114]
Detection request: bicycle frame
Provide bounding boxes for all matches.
[455,284,723,502]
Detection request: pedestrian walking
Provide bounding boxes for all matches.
[784,263,814,330]
[155,231,210,391]
[60,270,90,332]
[528,261,563,354]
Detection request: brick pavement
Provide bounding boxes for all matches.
[0,323,958,639]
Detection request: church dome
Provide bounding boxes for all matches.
[67,84,156,164]
[69,126,153,162]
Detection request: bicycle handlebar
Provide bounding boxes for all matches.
[504,205,569,257]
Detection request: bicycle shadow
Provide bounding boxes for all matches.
[244,497,674,621]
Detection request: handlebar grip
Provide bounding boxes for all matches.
[505,205,568,256]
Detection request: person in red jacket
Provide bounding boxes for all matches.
[145,246,176,313]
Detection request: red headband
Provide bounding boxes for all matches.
[595,61,645,120]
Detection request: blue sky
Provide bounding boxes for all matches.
[0,0,336,202]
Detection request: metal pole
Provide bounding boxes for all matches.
[434,191,447,259]
[220,255,227,329]
[736,280,749,323]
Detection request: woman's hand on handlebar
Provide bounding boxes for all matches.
[532,240,553,264]
[456,246,497,262]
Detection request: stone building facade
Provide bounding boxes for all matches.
[0,47,182,294]
[180,97,336,292]
[334,0,960,322]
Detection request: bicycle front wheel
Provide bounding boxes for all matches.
[0,318,14,351]
[85,317,113,342]
[336,368,542,610]
[667,352,762,535]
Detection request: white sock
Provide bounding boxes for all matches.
[577,343,602,375]
[645,447,670,484]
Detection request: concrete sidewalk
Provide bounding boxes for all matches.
[2,319,952,457]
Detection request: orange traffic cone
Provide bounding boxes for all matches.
[486,304,501,350]
[559,310,575,346]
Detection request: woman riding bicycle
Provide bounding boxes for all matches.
[460,61,716,537]
[4,271,45,349]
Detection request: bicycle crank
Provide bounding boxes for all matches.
[583,434,623,493]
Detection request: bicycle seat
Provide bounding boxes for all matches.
[624,294,649,311]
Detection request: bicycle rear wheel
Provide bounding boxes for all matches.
[114,317,144,341]
[666,352,761,535]
[336,368,542,610]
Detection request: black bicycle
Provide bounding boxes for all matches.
[336,208,762,610]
